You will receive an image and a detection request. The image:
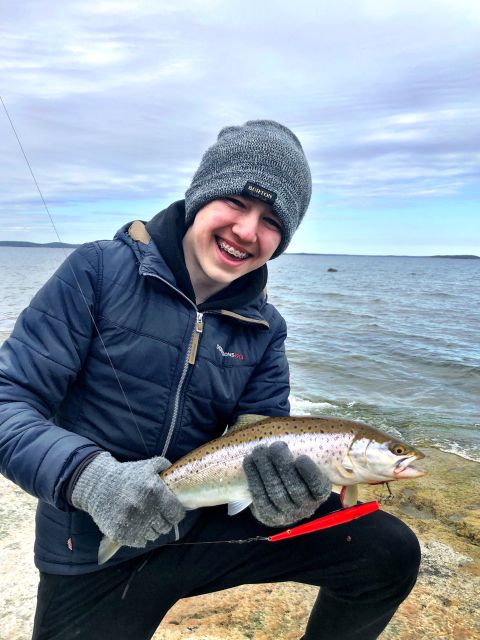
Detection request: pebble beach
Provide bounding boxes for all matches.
[1,447,478,640]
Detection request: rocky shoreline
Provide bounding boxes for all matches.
[1,447,478,640]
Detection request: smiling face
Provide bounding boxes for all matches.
[182,195,283,303]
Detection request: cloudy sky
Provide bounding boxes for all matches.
[1,0,479,255]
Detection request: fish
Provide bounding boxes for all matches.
[98,414,425,563]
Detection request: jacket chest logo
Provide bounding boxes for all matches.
[216,344,245,361]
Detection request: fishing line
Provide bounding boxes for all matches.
[0,96,150,457]
[118,503,379,600]
[160,502,380,546]
[161,537,265,546]
[2,99,383,557]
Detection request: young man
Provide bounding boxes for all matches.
[0,120,420,639]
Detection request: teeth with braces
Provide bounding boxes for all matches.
[218,239,248,259]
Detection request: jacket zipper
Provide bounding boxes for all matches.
[140,271,203,462]
[161,311,203,455]
[141,269,267,466]
[188,312,204,365]
[162,310,203,544]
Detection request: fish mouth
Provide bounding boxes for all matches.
[393,455,426,479]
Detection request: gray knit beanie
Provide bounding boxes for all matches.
[184,120,312,258]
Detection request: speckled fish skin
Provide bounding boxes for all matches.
[97,415,425,563]
[160,415,425,509]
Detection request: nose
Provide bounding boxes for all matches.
[232,211,259,244]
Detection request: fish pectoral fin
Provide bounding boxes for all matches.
[227,414,268,433]
[227,498,252,516]
[340,485,358,508]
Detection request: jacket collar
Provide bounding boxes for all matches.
[115,201,270,323]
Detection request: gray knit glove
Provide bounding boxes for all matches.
[71,452,186,548]
[243,442,331,527]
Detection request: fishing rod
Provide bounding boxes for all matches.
[0,95,150,458]
[1,97,382,547]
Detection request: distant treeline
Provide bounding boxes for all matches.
[288,253,480,259]
[0,241,81,248]
[0,242,478,258]
[431,255,480,259]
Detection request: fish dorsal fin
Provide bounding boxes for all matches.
[227,414,268,434]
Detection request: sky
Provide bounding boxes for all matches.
[1,0,479,255]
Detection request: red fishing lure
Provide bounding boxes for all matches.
[267,501,380,542]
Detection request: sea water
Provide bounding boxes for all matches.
[268,254,480,462]
[1,247,479,461]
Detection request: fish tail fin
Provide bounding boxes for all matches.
[98,536,122,564]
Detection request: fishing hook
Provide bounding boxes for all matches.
[380,482,394,503]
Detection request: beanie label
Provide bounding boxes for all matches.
[242,181,277,205]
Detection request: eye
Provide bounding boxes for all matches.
[390,443,407,456]
[263,216,283,232]
[223,197,245,209]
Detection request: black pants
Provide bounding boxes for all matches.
[32,494,420,640]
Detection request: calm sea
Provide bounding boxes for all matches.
[1,247,479,462]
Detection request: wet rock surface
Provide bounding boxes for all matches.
[1,447,478,639]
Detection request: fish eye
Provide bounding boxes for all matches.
[390,443,407,456]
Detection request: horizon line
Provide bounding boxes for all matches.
[0,241,478,260]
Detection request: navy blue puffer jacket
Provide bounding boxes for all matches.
[0,202,290,574]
